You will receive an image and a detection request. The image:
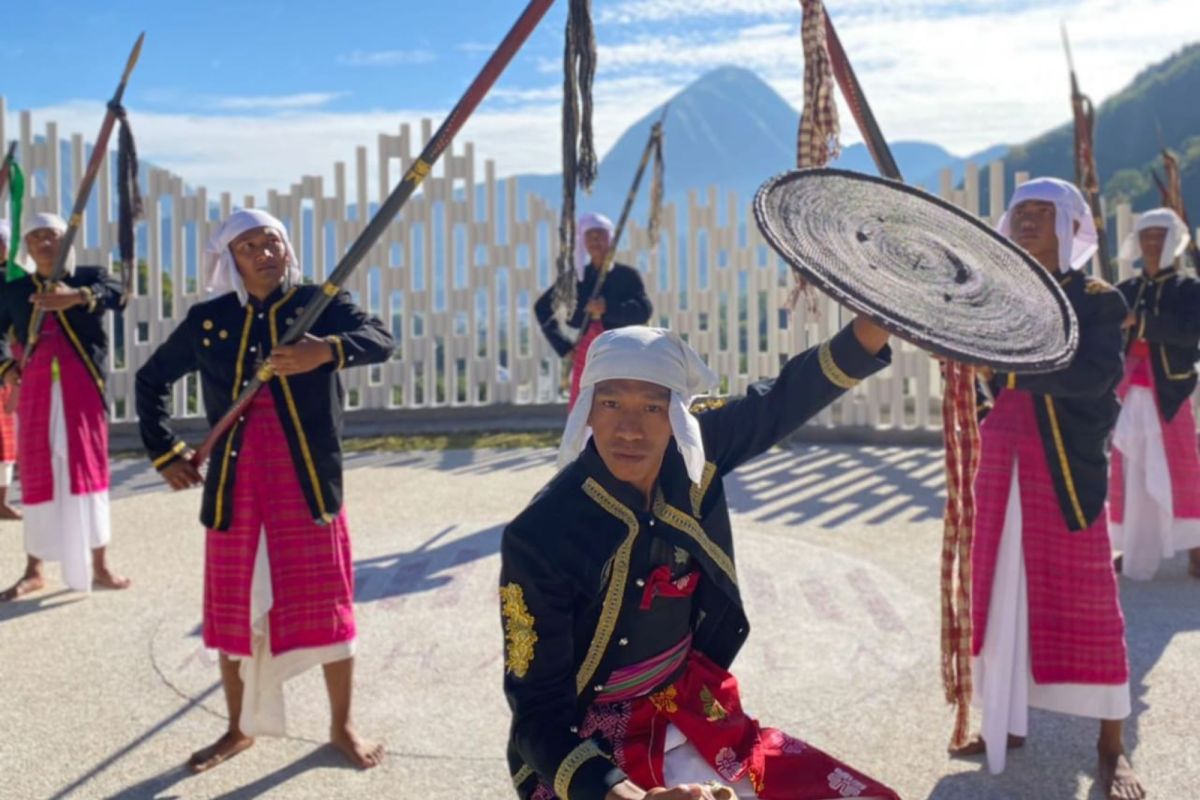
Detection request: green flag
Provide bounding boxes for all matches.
[6,159,23,281]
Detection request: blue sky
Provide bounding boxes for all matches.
[2,0,1197,199]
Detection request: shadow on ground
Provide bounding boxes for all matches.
[353,523,503,604]
[927,557,1200,799]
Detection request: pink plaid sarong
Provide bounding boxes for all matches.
[1110,343,1200,524]
[17,316,108,503]
[0,385,16,463]
[971,389,1128,685]
[568,320,604,411]
[202,389,356,657]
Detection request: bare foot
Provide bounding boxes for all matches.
[0,574,44,602]
[949,733,1025,757]
[187,730,255,773]
[93,569,132,591]
[330,723,384,769]
[1098,751,1145,800]
[0,503,22,520]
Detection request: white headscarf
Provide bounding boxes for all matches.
[576,212,615,280]
[557,326,719,486]
[205,209,301,305]
[17,212,75,276]
[997,177,1097,271]
[1118,207,1191,269]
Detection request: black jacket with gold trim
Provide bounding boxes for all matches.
[0,267,126,396]
[1116,267,1200,421]
[500,324,891,800]
[135,284,394,530]
[989,271,1127,531]
[534,263,653,358]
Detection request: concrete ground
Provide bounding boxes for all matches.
[0,444,1197,800]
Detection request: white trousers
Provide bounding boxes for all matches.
[972,462,1130,775]
[1110,386,1200,580]
[22,380,110,592]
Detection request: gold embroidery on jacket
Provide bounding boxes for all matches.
[500,582,538,679]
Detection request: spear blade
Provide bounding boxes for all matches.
[25,33,147,357]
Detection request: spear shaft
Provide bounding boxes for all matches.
[1061,24,1115,282]
[588,103,670,305]
[25,33,145,359]
[190,0,556,467]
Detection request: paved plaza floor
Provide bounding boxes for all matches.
[1,444,1197,799]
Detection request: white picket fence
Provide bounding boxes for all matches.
[0,96,1181,430]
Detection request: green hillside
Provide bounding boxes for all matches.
[985,43,1200,229]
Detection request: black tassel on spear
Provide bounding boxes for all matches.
[25,32,145,364]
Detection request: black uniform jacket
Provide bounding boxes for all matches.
[135,284,394,530]
[534,263,653,358]
[987,270,1127,532]
[0,266,126,398]
[1117,266,1200,421]
[500,324,891,800]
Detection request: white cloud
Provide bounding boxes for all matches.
[211,92,345,111]
[3,101,572,203]
[4,0,1196,201]
[597,0,1072,25]
[586,0,1200,154]
[337,49,436,67]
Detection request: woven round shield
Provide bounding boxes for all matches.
[754,168,1078,372]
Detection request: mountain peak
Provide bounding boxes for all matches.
[514,66,1006,216]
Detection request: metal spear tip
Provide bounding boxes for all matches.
[1060,22,1077,71]
[122,32,147,82]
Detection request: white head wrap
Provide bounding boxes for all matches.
[576,212,615,280]
[205,209,301,305]
[18,212,75,276]
[997,177,1097,271]
[557,326,719,485]
[1118,207,1191,269]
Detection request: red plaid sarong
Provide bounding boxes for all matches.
[573,650,898,799]
[569,320,605,411]
[0,386,16,463]
[17,316,108,503]
[971,389,1128,685]
[1110,344,1200,524]
[202,389,356,657]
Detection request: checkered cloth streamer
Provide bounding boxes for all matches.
[940,361,979,748]
[789,0,842,313]
[796,0,841,169]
